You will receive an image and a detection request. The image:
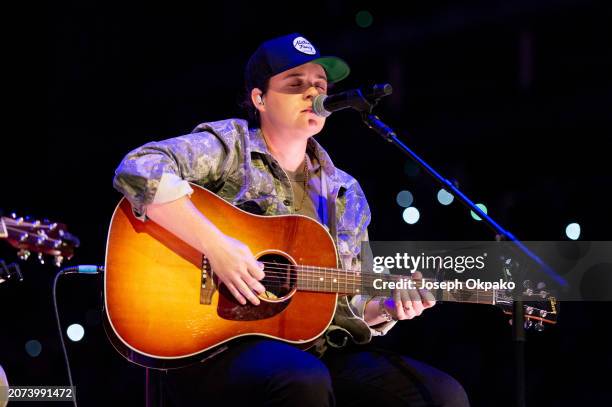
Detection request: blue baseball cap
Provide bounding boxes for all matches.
[245,33,350,91]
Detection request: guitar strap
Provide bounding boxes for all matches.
[320,169,338,242]
[319,168,329,227]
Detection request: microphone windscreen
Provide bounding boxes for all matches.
[312,95,331,117]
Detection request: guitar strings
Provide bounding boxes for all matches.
[258,260,513,283]
[243,269,549,311]
[258,264,501,288]
[242,265,499,299]
[258,265,497,286]
[251,272,552,314]
[257,262,521,295]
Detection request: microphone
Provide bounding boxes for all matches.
[312,83,392,117]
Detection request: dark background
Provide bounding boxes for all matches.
[2,0,611,405]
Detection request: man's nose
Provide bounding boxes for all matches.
[304,85,319,99]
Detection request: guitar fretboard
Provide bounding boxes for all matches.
[272,264,498,305]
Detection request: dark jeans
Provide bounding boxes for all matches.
[161,338,470,407]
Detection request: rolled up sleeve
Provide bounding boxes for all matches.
[113,128,236,219]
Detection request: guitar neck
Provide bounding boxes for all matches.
[294,267,496,305]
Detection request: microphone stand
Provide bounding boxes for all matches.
[353,89,567,407]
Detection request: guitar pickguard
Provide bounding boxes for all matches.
[217,284,291,321]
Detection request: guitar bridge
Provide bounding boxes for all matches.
[200,255,216,305]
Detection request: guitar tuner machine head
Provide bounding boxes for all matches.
[2,214,79,266]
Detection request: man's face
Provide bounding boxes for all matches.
[261,62,328,137]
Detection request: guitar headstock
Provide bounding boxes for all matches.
[495,280,559,331]
[1,213,80,267]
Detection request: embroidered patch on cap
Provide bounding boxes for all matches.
[293,37,316,55]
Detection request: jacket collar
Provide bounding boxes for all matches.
[248,127,353,189]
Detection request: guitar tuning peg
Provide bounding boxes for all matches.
[535,322,545,332]
[38,252,45,265]
[11,212,17,219]
[539,310,548,318]
[525,306,534,315]
[524,320,533,329]
[54,255,64,267]
[17,249,31,260]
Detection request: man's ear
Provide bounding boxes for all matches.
[251,88,265,113]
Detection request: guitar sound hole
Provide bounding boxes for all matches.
[258,253,296,300]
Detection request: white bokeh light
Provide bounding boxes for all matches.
[67,324,85,342]
[402,207,420,224]
[565,223,581,240]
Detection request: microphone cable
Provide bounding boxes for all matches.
[52,265,103,407]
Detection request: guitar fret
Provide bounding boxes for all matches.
[322,269,326,291]
[344,271,349,294]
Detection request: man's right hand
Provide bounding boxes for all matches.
[205,233,266,306]
[145,196,266,306]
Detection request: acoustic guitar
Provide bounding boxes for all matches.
[104,184,557,369]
